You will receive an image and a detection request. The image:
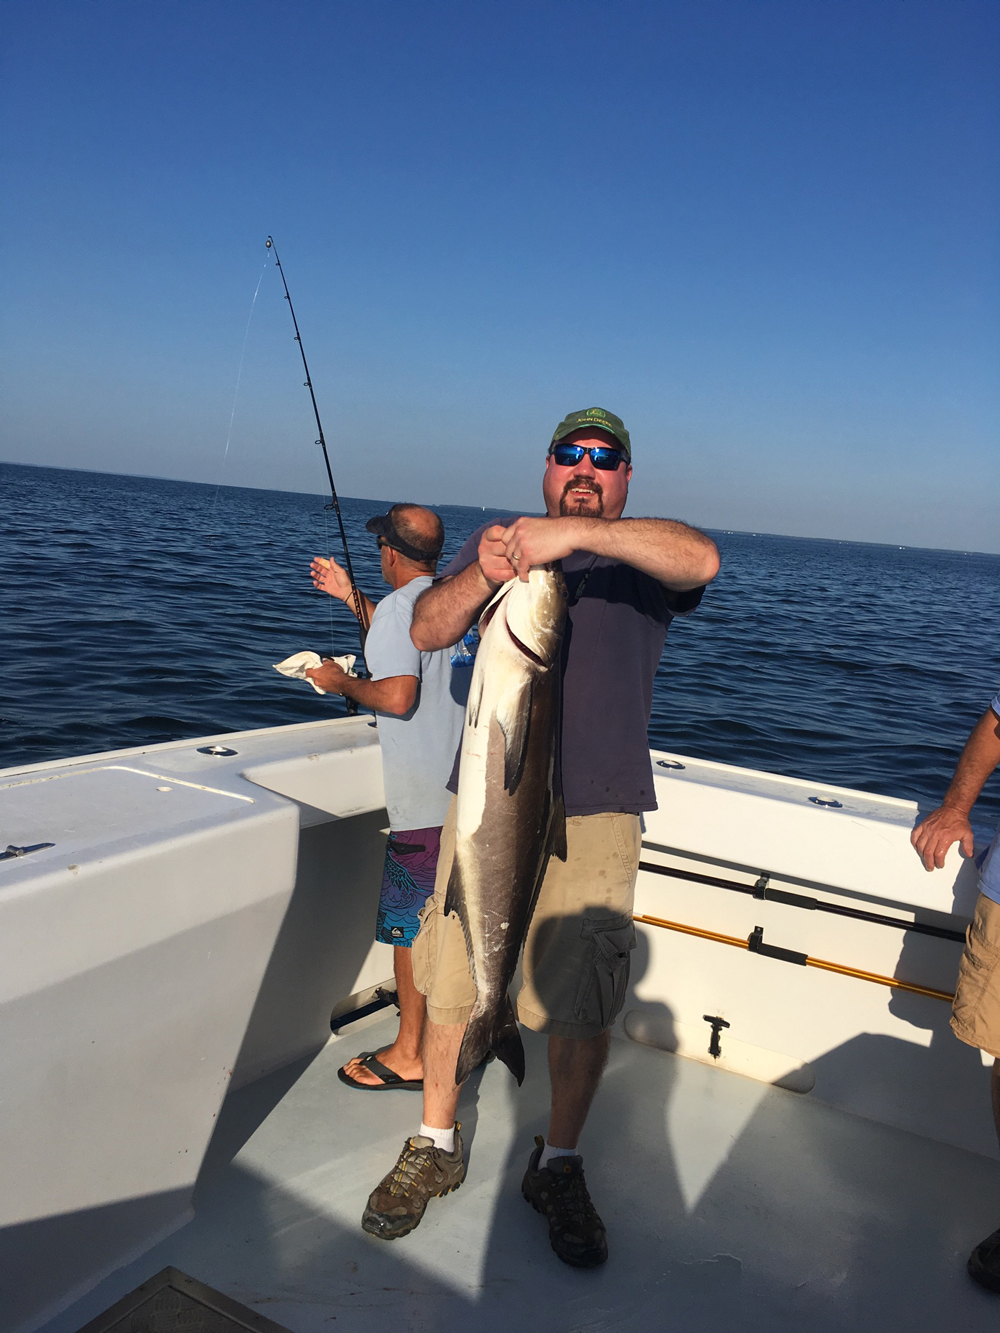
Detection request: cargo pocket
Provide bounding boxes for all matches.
[410,902,439,998]
[574,914,637,1029]
[953,900,1000,1044]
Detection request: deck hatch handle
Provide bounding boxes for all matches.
[703,1014,730,1059]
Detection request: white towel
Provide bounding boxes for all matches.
[273,651,357,695]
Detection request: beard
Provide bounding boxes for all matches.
[559,478,604,518]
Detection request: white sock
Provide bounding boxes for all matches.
[539,1141,578,1170]
[419,1122,455,1153]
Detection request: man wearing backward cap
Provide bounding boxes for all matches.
[307,503,470,1093]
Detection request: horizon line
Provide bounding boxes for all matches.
[2,457,997,561]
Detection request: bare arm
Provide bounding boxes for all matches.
[411,515,719,651]
[310,556,378,625]
[305,661,418,716]
[499,516,720,590]
[410,527,514,651]
[911,707,1000,871]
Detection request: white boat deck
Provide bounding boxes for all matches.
[42,1011,1000,1333]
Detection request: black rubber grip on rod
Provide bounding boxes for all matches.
[637,859,965,943]
[763,886,818,910]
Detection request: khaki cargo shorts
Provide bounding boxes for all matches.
[411,799,640,1039]
[951,892,1000,1060]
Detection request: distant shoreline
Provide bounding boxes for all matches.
[2,458,997,560]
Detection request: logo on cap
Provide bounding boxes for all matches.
[550,407,631,462]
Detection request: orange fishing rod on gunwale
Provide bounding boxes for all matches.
[634,912,955,1003]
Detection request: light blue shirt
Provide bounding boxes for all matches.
[977,691,1000,906]
[364,576,467,832]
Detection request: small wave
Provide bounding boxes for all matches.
[2,465,998,823]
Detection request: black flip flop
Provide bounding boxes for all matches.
[337,1049,424,1091]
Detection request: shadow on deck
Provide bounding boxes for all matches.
[32,991,1000,1333]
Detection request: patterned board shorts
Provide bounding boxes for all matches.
[376,826,443,947]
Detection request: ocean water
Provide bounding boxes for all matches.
[2,462,998,828]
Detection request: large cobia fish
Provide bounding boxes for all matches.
[446,565,569,1087]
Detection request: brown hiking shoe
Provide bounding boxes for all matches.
[361,1128,465,1240]
[968,1225,1000,1293]
[521,1135,608,1268]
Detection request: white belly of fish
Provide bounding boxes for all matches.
[454,591,530,841]
[453,575,549,842]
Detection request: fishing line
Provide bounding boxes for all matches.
[265,235,370,647]
[208,255,269,534]
[222,258,268,466]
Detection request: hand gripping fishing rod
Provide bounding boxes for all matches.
[266,236,370,645]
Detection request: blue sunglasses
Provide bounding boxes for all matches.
[549,443,624,471]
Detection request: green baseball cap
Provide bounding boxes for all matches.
[551,407,631,462]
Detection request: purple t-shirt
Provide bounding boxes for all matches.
[442,526,704,816]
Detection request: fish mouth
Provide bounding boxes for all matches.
[505,620,547,667]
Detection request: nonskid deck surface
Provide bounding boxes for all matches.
[46,1014,1000,1333]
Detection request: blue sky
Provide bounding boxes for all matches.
[2,0,998,551]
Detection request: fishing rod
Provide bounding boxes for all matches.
[265,236,370,643]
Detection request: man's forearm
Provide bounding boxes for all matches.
[411,562,496,651]
[336,675,381,711]
[911,706,1000,870]
[569,516,719,590]
[940,709,1000,814]
[335,674,415,715]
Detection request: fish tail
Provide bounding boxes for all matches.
[489,995,526,1084]
[455,994,525,1086]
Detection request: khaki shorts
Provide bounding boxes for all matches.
[951,893,1000,1059]
[411,800,640,1039]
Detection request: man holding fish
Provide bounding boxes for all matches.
[361,408,720,1267]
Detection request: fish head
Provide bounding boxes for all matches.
[501,567,568,668]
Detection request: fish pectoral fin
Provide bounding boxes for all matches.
[496,681,532,794]
[467,667,484,728]
[443,859,468,929]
